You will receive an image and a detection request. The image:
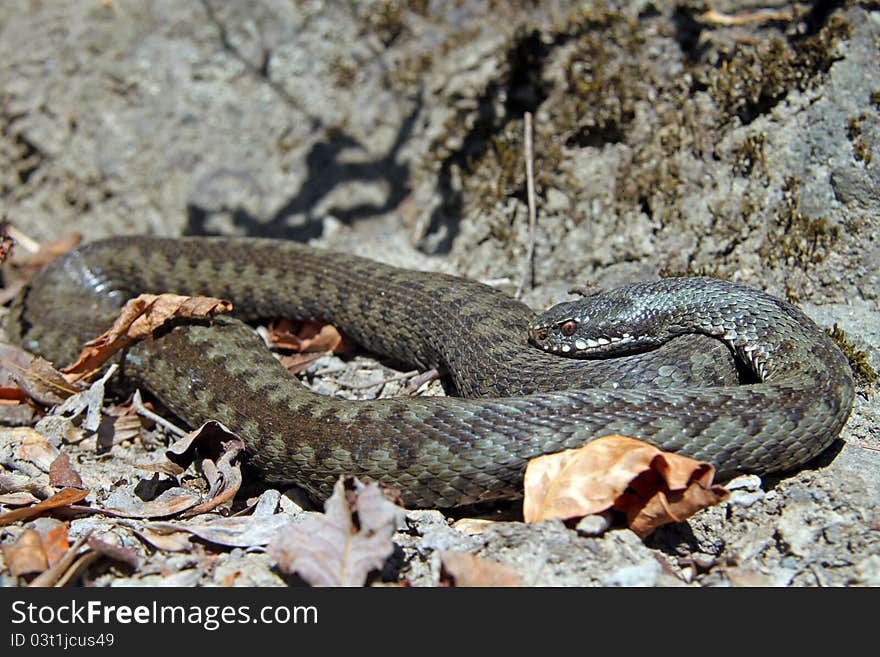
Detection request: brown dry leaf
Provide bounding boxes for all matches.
[438,551,522,587]
[42,524,71,566]
[267,476,406,586]
[62,293,232,382]
[48,453,83,488]
[87,535,139,570]
[27,531,92,588]
[2,529,48,577]
[0,488,89,527]
[16,357,81,405]
[13,428,59,471]
[267,318,353,354]
[523,435,729,537]
[182,438,245,517]
[278,352,324,375]
[0,387,28,403]
[0,342,79,408]
[0,492,39,506]
[98,487,201,519]
[144,514,295,548]
[164,421,245,516]
[129,525,194,552]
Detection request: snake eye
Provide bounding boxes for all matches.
[560,320,577,337]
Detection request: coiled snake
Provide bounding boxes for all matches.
[8,237,854,507]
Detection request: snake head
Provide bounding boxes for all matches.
[528,287,672,358]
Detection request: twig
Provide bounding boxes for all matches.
[400,368,442,396]
[336,369,421,391]
[698,8,794,26]
[516,111,537,299]
[131,389,186,437]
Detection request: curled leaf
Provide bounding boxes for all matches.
[62,293,232,382]
[267,318,352,354]
[523,435,729,538]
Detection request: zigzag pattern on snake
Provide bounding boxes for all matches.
[8,236,854,507]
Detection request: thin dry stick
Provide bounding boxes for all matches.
[131,389,187,437]
[516,111,537,299]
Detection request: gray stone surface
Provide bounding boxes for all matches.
[1,1,877,586]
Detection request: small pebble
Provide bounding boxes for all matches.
[575,512,613,536]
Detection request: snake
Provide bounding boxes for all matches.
[7,236,854,507]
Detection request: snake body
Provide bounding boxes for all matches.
[8,236,854,507]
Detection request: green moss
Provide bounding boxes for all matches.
[706,15,850,125]
[733,132,767,178]
[847,115,873,164]
[658,264,725,280]
[759,177,840,270]
[827,324,879,386]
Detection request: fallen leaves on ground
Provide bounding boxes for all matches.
[10,427,60,471]
[267,318,352,354]
[2,529,48,577]
[137,514,295,550]
[268,476,405,586]
[523,435,729,538]
[165,421,245,516]
[0,343,81,406]
[438,551,521,587]
[48,453,83,488]
[0,488,89,527]
[62,293,232,382]
[96,487,202,519]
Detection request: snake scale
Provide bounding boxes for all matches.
[8,236,854,507]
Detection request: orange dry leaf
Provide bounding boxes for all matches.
[62,293,232,382]
[0,487,89,527]
[523,435,729,538]
[268,318,352,354]
[438,551,522,587]
[2,529,48,577]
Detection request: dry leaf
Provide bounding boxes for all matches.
[27,531,92,588]
[439,551,521,587]
[62,293,232,381]
[267,476,405,586]
[16,356,81,405]
[2,529,48,577]
[13,428,60,472]
[267,318,353,354]
[523,435,729,538]
[49,453,83,488]
[278,352,324,375]
[0,492,40,506]
[99,487,201,519]
[42,524,71,566]
[0,488,89,527]
[87,535,139,569]
[144,514,295,548]
[0,387,28,402]
[165,421,245,516]
[129,526,194,552]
